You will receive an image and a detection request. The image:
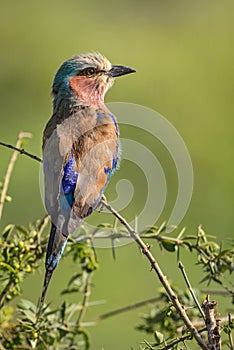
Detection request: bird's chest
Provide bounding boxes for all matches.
[56,111,118,162]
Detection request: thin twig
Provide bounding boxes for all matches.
[76,275,92,328]
[0,140,42,163]
[72,230,186,244]
[0,133,34,220]
[101,199,209,350]
[111,218,118,260]
[159,335,189,350]
[35,215,50,244]
[178,261,206,321]
[200,289,233,296]
[177,314,234,333]
[158,327,207,350]
[37,215,50,235]
[99,296,162,321]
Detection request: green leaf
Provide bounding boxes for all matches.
[0,262,16,273]
[19,299,37,312]
[97,223,113,229]
[61,288,80,295]
[2,224,14,239]
[59,301,66,323]
[154,330,164,344]
[30,339,38,349]
[181,241,193,252]
[68,272,82,287]
[16,225,29,235]
[161,240,176,252]
[183,235,198,240]
[18,299,37,323]
[142,225,159,234]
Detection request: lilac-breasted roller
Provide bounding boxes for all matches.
[41,53,135,305]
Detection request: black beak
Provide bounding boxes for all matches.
[107,65,136,78]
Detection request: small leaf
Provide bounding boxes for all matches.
[61,288,80,295]
[18,299,37,323]
[181,241,193,252]
[161,240,176,252]
[16,226,28,235]
[142,226,159,234]
[183,235,198,240]
[154,330,164,344]
[0,262,16,273]
[30,339,38,349]
[68,272,82,287]
[97,223,113,229]
[60,301,66,323]
[2,224,14,238]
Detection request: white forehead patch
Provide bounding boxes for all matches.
[74,52,112,71]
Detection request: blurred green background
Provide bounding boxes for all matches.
[0,1,233,349]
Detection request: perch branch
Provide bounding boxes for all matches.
[101,199,209,350]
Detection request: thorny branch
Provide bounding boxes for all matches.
[100,200,209,350]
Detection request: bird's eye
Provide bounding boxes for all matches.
[84,67,96,76]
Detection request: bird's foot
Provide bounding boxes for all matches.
[98,195,107,212]
[101,194,107,202]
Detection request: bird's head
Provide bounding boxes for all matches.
[52,52,135,105]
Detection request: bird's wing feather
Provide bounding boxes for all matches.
[73,115,119,218]
[43,107,119,235]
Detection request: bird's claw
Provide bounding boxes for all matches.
[98,195,107,212]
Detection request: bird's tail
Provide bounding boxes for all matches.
[37,223,68,318]
[37,267,54,316]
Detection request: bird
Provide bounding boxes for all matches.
[40,52,135,308]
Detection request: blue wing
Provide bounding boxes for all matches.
[60,151,79,211]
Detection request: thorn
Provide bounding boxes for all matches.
[142,243,151,255]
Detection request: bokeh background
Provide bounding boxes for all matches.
[0,1,233,349]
